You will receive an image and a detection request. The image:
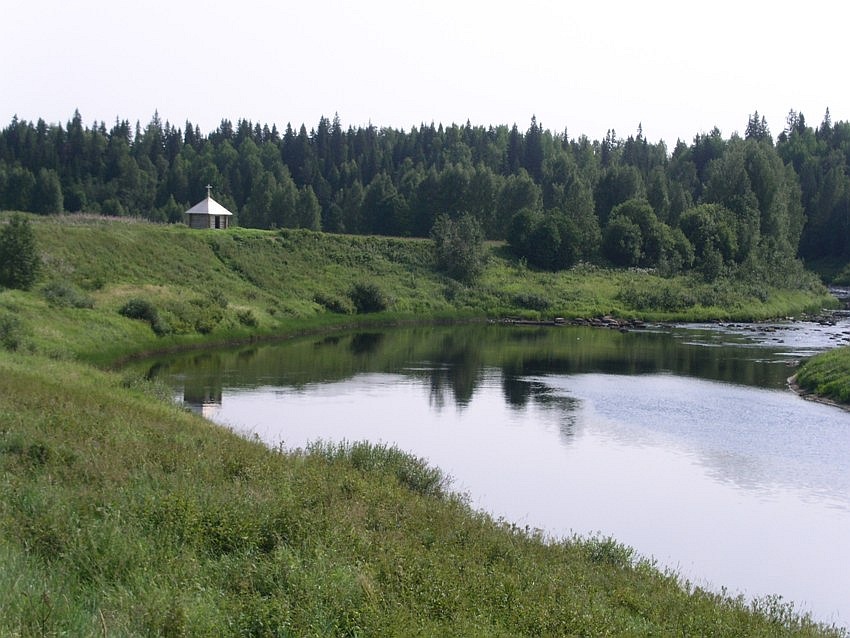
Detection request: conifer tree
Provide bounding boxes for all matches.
[0,214,39,290]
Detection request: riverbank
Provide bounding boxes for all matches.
[1,213,847,635]
[788,373,850,410]
[0,212,837,364]
[3,349,847,636]
[793,347,850,407]
[791,287,850,407]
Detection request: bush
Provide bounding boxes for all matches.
[147,294,227,336]
[0,309,27,351]
[512,292,551,311]
[150,316,172,336]
[120,372,176,403]
[617,283,696,312]
[119,298,158,322]
[194,316,217,335]
[189,296,225,334]
[236,308,258,327]
[348,282,388,314]
[442,279,466,302]
[119,298,171,336]
[309,441,449,498]
[208,289,228,309]
[314,292,355,315]
[41,280,94,309]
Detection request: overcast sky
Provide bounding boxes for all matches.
[2,0,845,146]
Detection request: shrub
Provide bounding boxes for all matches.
[0,309,26,351]
[314,292,355,315]
[41,280,94,309]
[151,316,172,336]
[694,279,736,309]
[580,534,636,569]
[151,296,225,336]
[119,298,158,322]
[236,308,258,327]
[189,296,225,334]
[442,279,465,302]
[194,317,217,335]
[310,441,449,498]
[119,298,171,335]
[79,276,105,291]
[617,283,696,312]
[120,372,175,403]
[348,282,388,314]
[208,289,228,309]
[512,292,551,311]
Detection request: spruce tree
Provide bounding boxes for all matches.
[0,214,39,290]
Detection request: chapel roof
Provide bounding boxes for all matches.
[184,195,233,216]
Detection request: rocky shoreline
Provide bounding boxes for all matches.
[496,305,850,334]
[786,374,850,412]
[494,315,647,331]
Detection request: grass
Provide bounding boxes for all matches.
[2,212,835,365]
[1,352,845,636]
[0,212,847,635]
[795,347,850,404]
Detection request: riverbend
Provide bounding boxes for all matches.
[140,319,850,628]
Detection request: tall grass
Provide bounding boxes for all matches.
[795,347,850,404]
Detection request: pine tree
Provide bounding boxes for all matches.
[523,116,544,182]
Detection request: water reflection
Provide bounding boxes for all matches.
[183,386,222,418]
[134,323,823,412]
[348,331,384,355]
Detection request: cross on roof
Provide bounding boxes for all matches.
[206,184,212,198]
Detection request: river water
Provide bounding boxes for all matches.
[138,319,850,628]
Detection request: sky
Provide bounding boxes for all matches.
[2,0,846,146]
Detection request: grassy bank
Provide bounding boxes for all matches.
[1,213,846,635]
[1,352,844,636]
[795,347,850,405]
[1,213,836,364]
[785,258,850,406]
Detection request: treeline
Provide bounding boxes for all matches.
[1,109,849,277]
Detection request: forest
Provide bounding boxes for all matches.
[1,109,849,281]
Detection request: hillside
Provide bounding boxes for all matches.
[0,213,835,364]
[0,213,846,636]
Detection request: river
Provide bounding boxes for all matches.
[136,319,850,628]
